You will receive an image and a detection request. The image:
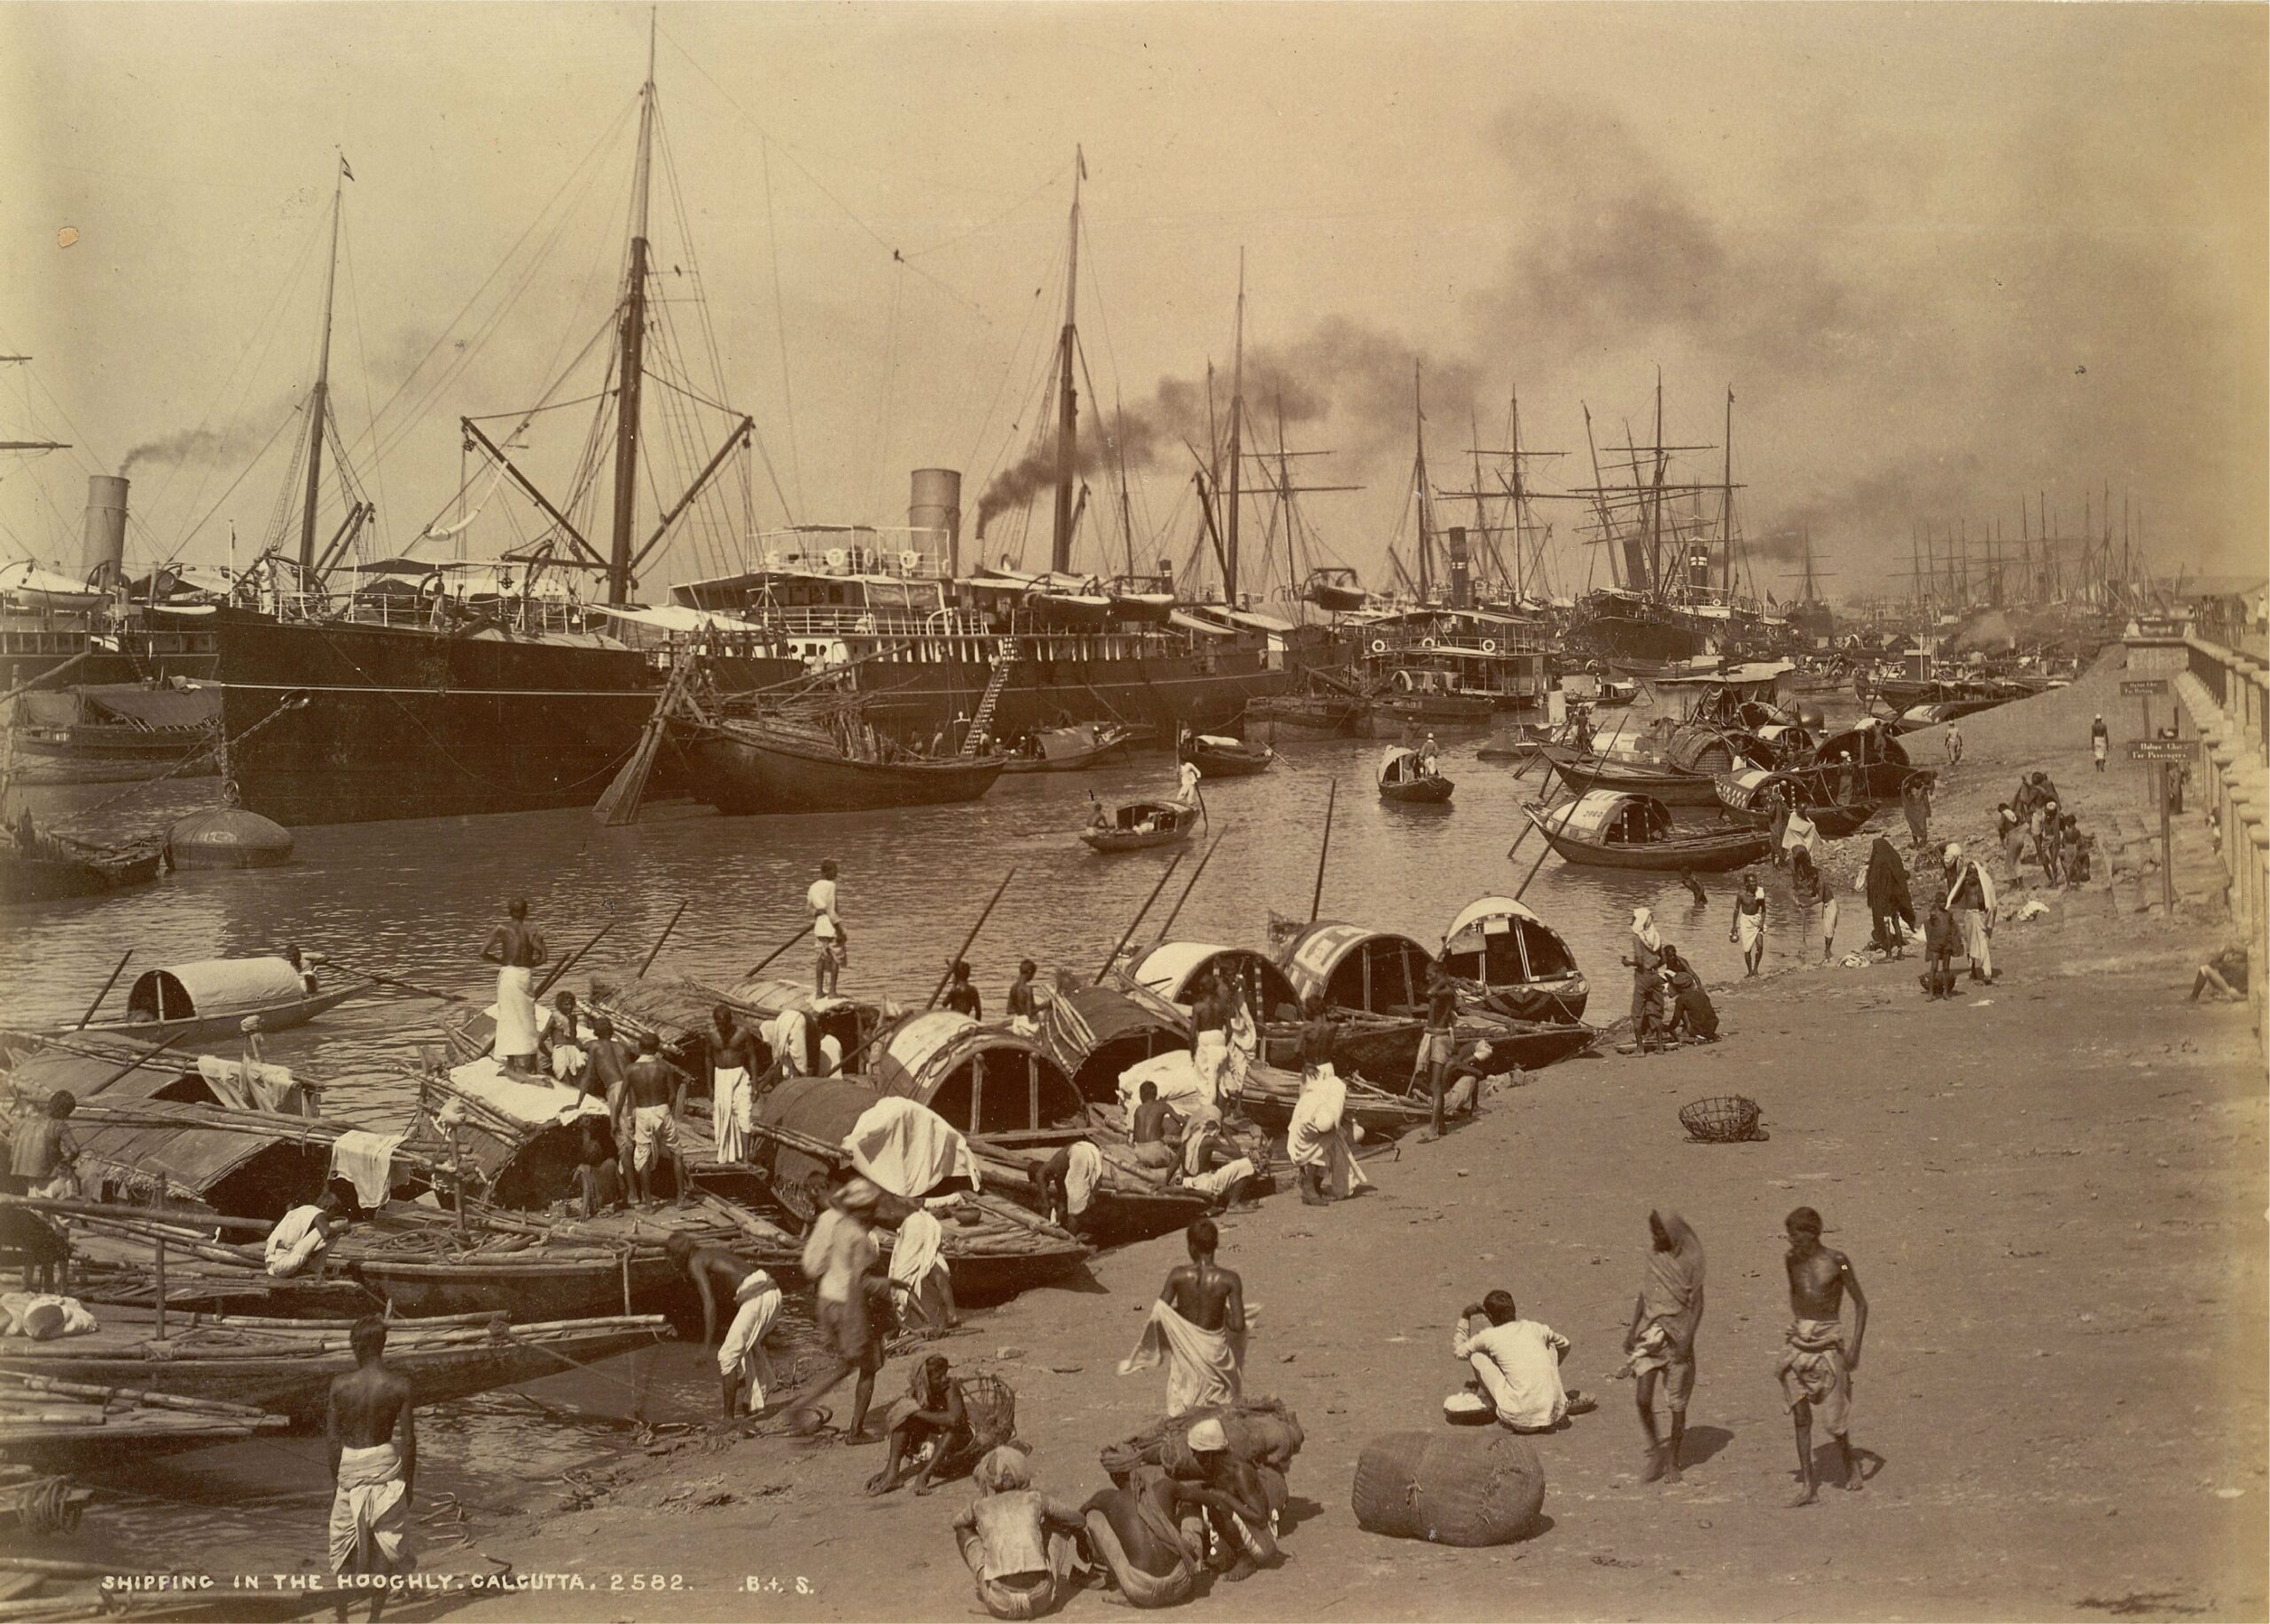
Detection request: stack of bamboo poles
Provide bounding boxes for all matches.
[0,1369,284,1443]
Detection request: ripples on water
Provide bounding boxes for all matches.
[1,691,1872,1559]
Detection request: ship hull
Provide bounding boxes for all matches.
[208,610,1305,825]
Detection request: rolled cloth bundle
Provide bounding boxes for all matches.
[1100,1397,1304,1477]
[1350,1429,1546,1548]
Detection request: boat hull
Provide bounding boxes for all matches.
[0,844,163,905]
[1542,747,1724,808]
[41,987,356,1047]
[1380,774,1454,805]
[685,724,1006,815]
[1526,811,1771,873]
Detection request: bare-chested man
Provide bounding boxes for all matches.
[666,1231,780,1421]
[1776,1206,1871,1505]
[481,899,547,1074]
[623,1034,686,1208]
[1129,1081,1181,1173]
[1123,1217,1247,1414]
[704,1004,763,1164]
[325,1317,415,1618]
[1190,977,1232,1108]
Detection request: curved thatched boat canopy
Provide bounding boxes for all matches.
[1814,718,1913,768]
[1663,727,1773,777]
[1439,896,1579,985]
[1039,983,1192,1104]
[126,957,305,1023]
[1278,922,1436,1016]
[415,1058,614,1211]
[873,1012,1089,1137]
[723,977,901,1072]
[1131,942,1300,1019]
[1541,788,1674,844]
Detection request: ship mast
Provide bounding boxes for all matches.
[1412,363,1431,602]
[1225,250,1244,605]
[606,17,659,605]
[1048,150,1084,575]
[297,156,346,575]
[1718,388,1734,600]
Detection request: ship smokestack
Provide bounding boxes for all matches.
[909,468,963,576]
[82,473,129,589]
[1445,525,1472,609]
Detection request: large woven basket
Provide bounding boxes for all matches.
[1350,1429,1546,1547]
[1679,1094,1767,1144]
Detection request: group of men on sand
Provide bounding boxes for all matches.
[1622,908,1720,1053]
[1454,1205,1871,1507]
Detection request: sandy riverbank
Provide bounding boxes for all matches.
[301,652,2270,1621]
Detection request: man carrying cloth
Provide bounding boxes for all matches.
[325,1317,414,1617]
[1776,1206,1871,1506]
[1623,1207,1705,1483]
[1120,1217,1247,1415]
[1287,1053,1370,1206]
[480,898,546,1075]
[1943,841,1999,984]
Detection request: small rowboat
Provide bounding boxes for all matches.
[0,833,164,905]
[1081,800,1198,854]
[1180,734,1275,777]
[1002,721,1137,774]
[1713,770,1878,839]
[28,956,355,1045]
[1377,746,1453,805]
[1521,790,1770,873]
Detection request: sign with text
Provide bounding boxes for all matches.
[2128,739,2198,761]
[2119,678,2169,696]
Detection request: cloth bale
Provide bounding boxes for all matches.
[1101,1398,1303,1479]
[1350,1429,1546,1547]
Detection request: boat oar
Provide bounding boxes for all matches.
[535,921,617,1001]
[72,950,134,1030]
[1094,852,1183,984]
[926,868,1018,1011]
[320,954,462,1003]
[1307,778,1337,924]
[638,900,691,978]
[1152,831,1225,943]
[1506,706,1634,862]
[92,1031,186,1091]
[743,924,812,981]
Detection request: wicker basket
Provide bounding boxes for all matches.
[1679,1095,1767,1144]
[1350,1429,1546,1547]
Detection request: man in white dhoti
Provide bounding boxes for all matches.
[669,1232,780,1419]
[1178,1121,1256,1210]
[1190,976,1233,1108]
[1176,757,1202,809]
[1288,1063,1371,1207]
[702,1004,761,1164]
[326,1317,413,1612]
[888,1204,959,1331]
[1040,1140,1104,1233]
[1121,1218,1247,1415]
[481,898,547,1074]
[265,1190,344,1279]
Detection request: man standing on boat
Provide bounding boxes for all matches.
[1177,754,1203,810]
[624,1034,687,1209]
[481,899,546,1076]
[1191,975,1232,1111]
[326,1316,414,1616]
[1005,959,1042,1035]
[810,860,847,996]
[705,1004,763,1165]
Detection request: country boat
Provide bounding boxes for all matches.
[1275,922,1598,1079]
[1475,721,1559,761]
[0,824,163,905]
[1436,896,1589,1024]
[7,683,219,785]
[681,709,1007,815]
[1538,724,1773,808]
[1080,799,1198,854]
[1180,733,1275,777]
[0,1305,671,1429]
[1713,769,1878,839]
[25,957,355,1047]
[0,1370,286,1468]
[1377,746,1453,805]
[1520,789,1770,872]
[1000,721,1138,774]
[1243,689,1370,737]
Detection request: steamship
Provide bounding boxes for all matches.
[196,75,1315,826]
[3,474,218,692]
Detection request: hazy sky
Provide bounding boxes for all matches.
[4,2,2264,603]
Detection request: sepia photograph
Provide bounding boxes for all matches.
[0,2,2265,1619]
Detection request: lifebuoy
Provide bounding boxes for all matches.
[1481,638,1498,654]
[1421,637,1437,651]
[1370,638,1389,655]
[1393,670,1414,691]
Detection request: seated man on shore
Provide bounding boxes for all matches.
[1660,949,1718,1042]
[266,1188,346,1280]
[1453,1290,1590,1433]
[1082,1460,1203,1609]
[2191,944,2250,1003]
[1172,1418,1280,1581]
[867,1355,970,1497]
[951,1447,1089,1621]
[1440,1041,1493,1120]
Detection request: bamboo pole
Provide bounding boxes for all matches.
[72,950,134,1030]
[638,899,691,978]
[318,954,462,1003]
[535,920,618,1001]
[1093,853,1185,982]
[925,868,1018,1011]
[1307,778,1337,923]
[1152,830,1226,943]
[742,924,812,980]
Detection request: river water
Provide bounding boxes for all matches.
[0,685,1871,1570]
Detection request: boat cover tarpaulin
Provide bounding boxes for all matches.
[1535,788,1645,842]
[1040,984,1190,1077]
[1277,923,1436,1009]
[1114,1050,1217,1120]
[842,1097,979,1198]
[443,1058,604,1129]
[1129,943,1297,1011]
[128,958,305,1021]
[1442,895,1550,948]
[873,1011,981,1097]
[81,686,216,730]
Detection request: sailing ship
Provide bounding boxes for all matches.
[197,82,1319,825]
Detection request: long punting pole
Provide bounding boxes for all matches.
[74,950,134,1030]
[607,20,658,605]
[1095,854,1184,983]
[1153,830,1226,943]
[1308,778,1337,924]
[1225,250,1244,605]
[927,869,1018,1010]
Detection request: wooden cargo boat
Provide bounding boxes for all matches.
[0,1307,670,1428]
[1713,769,1878,839]
[1179,733,1275,777]
[1437,896,1590,1024]
[30,956,354,1046]
[1001,721,1136,773]
[683,714,1006,815]
[1244,691,1369,736]
[0,829,163,905]
[1521,790,1770,873]
[1081,799,1197,853]
[0,1370,286,1468]
[1377,746,1453,805]
[1540,744,1727,808]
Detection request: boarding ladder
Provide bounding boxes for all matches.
[962,638,1020,756]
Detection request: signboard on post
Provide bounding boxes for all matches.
[2129,739,2198,762]
[2119,678,2169,697]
